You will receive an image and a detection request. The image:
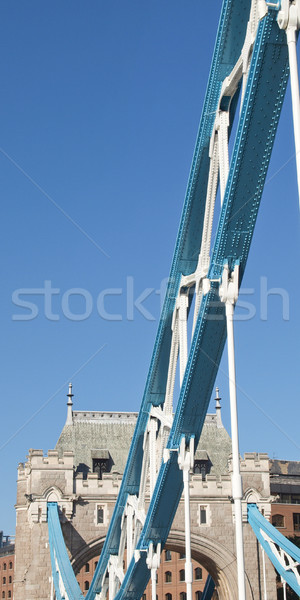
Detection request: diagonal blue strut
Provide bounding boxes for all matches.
[248,504,300,595]
[46,2,297,599]
[87,1,252,596]
[201,575,215,600]
[48,502,84,600]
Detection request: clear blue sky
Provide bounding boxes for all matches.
[0,1,299,534]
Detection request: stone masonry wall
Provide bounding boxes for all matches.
[14,450,277,600]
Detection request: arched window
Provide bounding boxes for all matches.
[3,577,6,584]
[165,571,172,583]
[3,564,6,571]
[84,581,90,591]
[194,567,202,580]
[195,592,202,600]
[8,576,12,584]
[180,593,187,600]
[85,563,90,572]
[272,514,285,528]
[94,561,98,570]
[8,563,12,570]
[179,569,185,582]
[142,595,146,600]
[2,592,5,599]
[165,550,171,561]
[165,594,172,600]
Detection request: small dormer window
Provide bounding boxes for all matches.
[193,451,210,480]
[194,461,207,480]
[92,458,109,479]
[91,449,110,479]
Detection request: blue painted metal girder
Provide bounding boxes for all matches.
[86,2,251,598]
[48,509,64,600]
[48,502,84,600]
[248,504,300,594]
[201,575,215,600]
[114,10,290,600]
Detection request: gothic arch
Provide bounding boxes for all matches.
[244,488,261,504]
[71,536,106,574]
[166,530,254,600]
[70,530,255,600]
[42,485,64,502]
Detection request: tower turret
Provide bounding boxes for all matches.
[66,383,74,426]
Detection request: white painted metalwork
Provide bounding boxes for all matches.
[261,528,300,585]
[178,292,189,386]
[282,577,287,600]
[54,549,69,600]
[218,111,230,206]
[47,2,300,598]
[241,1,263,105]
[98,570,109,600]
[107,403,172,599]
[146,542,161,600]
[108,555,124,600]
[219,263,246,600]
[100,4,268,597]
[178,437,195,600]
[278,0,300,210]
[50,575,54,600]
[261,547,268,600]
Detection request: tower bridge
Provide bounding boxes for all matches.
[12,0,300,598]
[14,390,275,599]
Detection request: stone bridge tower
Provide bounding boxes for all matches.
[14,388,277,599]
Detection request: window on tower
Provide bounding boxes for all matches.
[92,458,109,480]
[97,506,104,524]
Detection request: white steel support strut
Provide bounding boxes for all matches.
[262,547,268,600]
[146,543,161,600]
[282,577,287,600]
[178,437,195,600]
[278,0,300,209]
[149,417,158,497]
[219,264,246,600]
[178,293,189,386]
[126,503,134,564]
[286,14,300,210]
[50,575,54,600]
[218,111,230,206]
